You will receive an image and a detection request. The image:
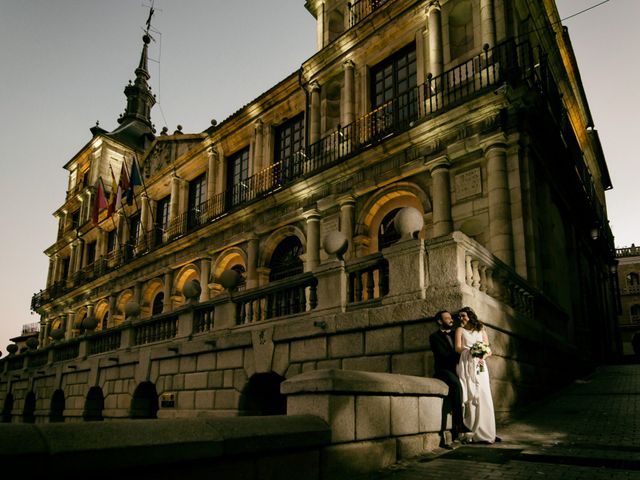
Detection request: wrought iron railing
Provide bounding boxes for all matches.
[348,0,391,28]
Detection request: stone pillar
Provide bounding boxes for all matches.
[486,143,514,267]
[339,195,356,257]
[309,81,321,144]
[65,311,75,340]
[342,60,356,126]
[207,145,218,200]
[215,147,226,199]
[108,295,117,328]
[82,240,90,268]
[253,120,264,172]
[315,4,325,50]
[133,282,142,306]
[305,209,321,271]
[169,175,181,223]
[163,270,174,313]
[429,157,453,237]
[200,258,211,302]
[140,193,150,240]
[480,0,496,49]
[48,256,57,286]
[427,1,443,78]
[74,239,84,273]
[68,244,77,279]
[247,236,260,289]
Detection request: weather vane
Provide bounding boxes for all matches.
[143,0,157,43]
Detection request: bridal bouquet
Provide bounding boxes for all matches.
[469,341,491,373]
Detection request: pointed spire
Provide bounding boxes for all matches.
[118,34,156,129]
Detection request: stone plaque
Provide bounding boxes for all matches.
[455,168,482,199]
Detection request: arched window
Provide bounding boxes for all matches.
[627,273,640,286]
[130,382,159,419]
[83,386,104,421]
[50,389,65,423]
[239,372,286,416]
[152,292,164,316]
[269,237,304,281]
[378,208,401,250]
[1,393,13,423]
[23,391,36,424]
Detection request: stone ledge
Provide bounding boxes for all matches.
[281,368,448,396]
[0,415,330,475]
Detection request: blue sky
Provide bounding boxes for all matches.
[0,0,637,353]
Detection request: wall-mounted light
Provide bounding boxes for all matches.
[590,226,600,241]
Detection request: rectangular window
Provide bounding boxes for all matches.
[155,195,171,245]
[226,148,250,207]
[370,44,417,130]
[70,210,80,230]
[275,114,305,181]
[188,174,206,229]
[86,241,96,265]
[107,229,117,253]
[61,257,70,280]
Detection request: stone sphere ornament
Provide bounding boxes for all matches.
[83,315,99,331]
[6,344,18,355]
[182,279,202,300]
[323,231,349,260]
[26,337,39,350]
[49,328,65,341]
[394,207,424,240]
[218,269,241,291]
[124,301,141,320]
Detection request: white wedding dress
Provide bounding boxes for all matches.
[457,328,496,443]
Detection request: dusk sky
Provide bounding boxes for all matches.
[0,0,637,354]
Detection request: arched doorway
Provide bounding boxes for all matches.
[1,393,13,423]
[83,386,104,421]
[23,391,36,424]
[130,382,159,419]
[239,372,286,416]
[50,389,65,423]
[269,237,304,281]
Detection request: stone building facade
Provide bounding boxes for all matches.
[1,0,617,424]
[615,245,640,357]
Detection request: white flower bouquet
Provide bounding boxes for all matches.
[469,341,491,373]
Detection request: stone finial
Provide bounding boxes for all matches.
[83,315,99,331]
[183,279,202,302]
[218,269,241,291]
[6,344,18,355]
[25,337,39,350]
[323,231,349,260]
[124,301,141,321]
[394,207,424,240]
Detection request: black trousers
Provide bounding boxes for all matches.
[435,369,464,432]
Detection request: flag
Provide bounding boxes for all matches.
[126,157,143,205]
[115,164,130,210]
[107,167,119,215]
[91,178,109,226]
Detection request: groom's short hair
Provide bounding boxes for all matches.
[434,310,449,323]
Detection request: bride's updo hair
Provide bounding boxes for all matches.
[460,306,484,331]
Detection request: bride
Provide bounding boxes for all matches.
[454,306,497,443]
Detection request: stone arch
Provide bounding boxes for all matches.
[1,393,13,423]
[23,391,36,424]
[50,389,65,423]
[115,290,133,325]
[83,386,104,421]
[94,299,109,331]
[142,278,164,318]
[261,225,307,271]
[173,264,200,307]
[130,382,159,419]
[238,372,287,416]
[73,306,87,333]
[357,183,429,252]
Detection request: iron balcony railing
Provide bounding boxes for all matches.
[348,0,391,28]
[34,39,571,309]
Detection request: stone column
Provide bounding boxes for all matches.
[304,209,321,271]
[108,295,117,328]
[339,195,356,257]
[68,243,77,278]
[207,145,218,200]
[253,120,264,172]
[309,81,321,144]
[82,239,90,268]
[247,236,260,289]
[315,4,325,50]
[65,311,75,340]
[47,257,55,287]
[427,1,443,78]
[429,157,453,237]
[486,143,514,267]
[140,193,150,240]
[342,60,356,126]
[84,190,93,225]
[169,175,181,223]
[200,258,211,302]
[480,0,496,49]
[75,239,84,273]
[133,282,142,306]
[163,270,174,313]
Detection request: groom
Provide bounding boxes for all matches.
[429,310,466,441]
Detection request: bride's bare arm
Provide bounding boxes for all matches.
[455,327,464,353]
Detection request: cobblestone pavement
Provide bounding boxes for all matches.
[366,364,640,479]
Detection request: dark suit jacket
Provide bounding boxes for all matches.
[429,329,459,375]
